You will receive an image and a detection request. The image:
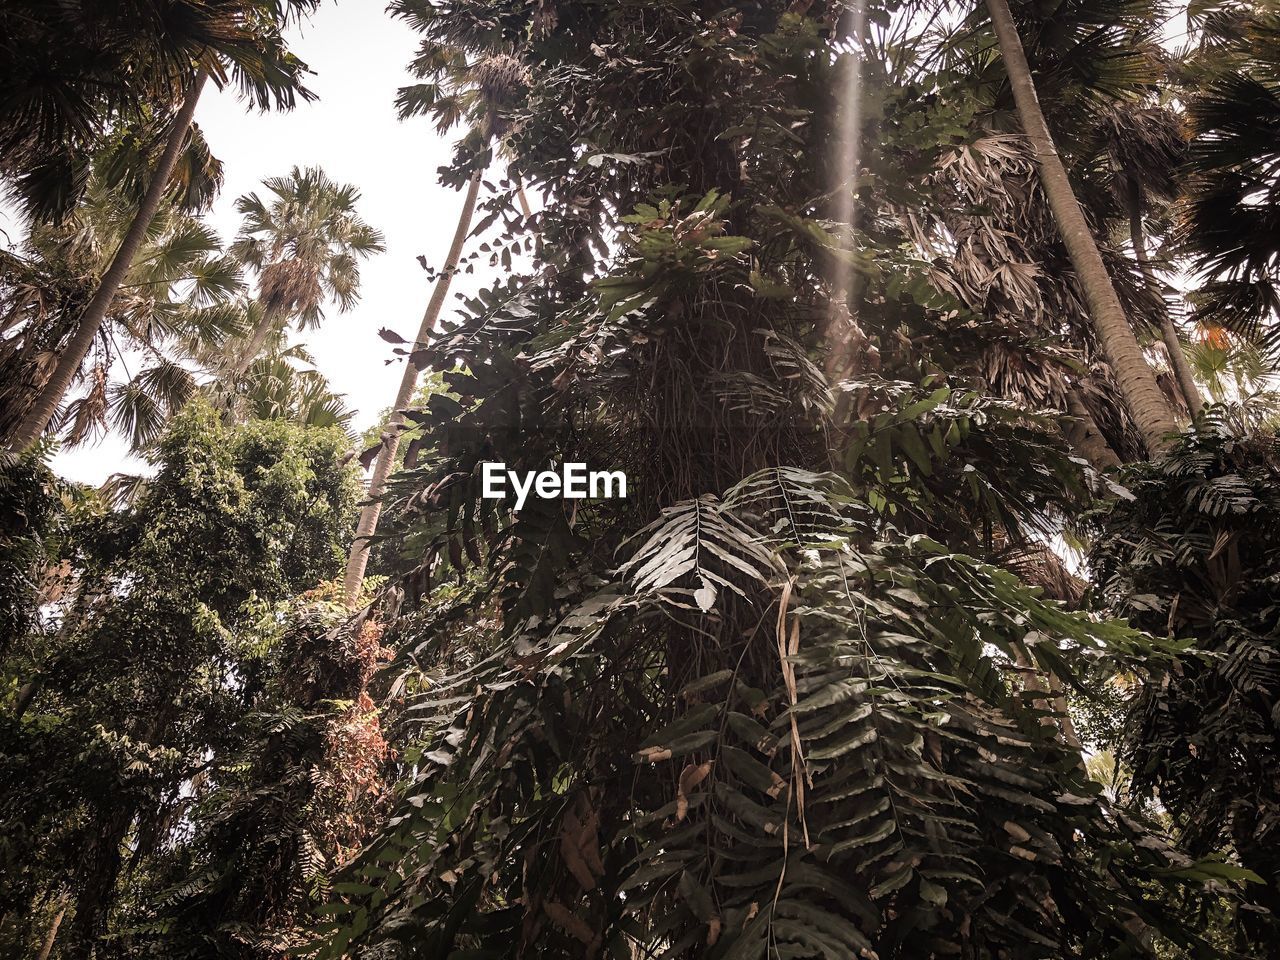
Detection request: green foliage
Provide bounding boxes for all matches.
[5,0,1280,956]
[117,589,391,959]
[0,176,245,449]
[836,377,1093,548]
[0,451,61,650]
[0,405,359,955]
[310,2,1233,957]
[323,464,1205,959]
[0,0,321,222]
[101,403,359,598]
[1089,407,1280,940]
[231,347,357,433]
[1181,6,1280,350]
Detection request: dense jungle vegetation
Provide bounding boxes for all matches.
[3,1,1280,957]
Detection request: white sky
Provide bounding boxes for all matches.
[49,0,497,484]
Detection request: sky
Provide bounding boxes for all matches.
[48,0,495,484]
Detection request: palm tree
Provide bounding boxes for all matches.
[982,0,1178,454]
[1098,103,1205,415]
[7,72,210,453]
[904,131,1147,468]
[221,166,385,383]
[5,0,322,453]
[342,49,527,605]
[0,178,243,450]
[1187,332,1277,405]
[341,173,481,605]
[226,341,355,431]
[1180,4,1280,353]
[0,0,320,222]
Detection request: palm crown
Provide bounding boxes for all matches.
[0,0,322,222]
[0,176,242,449]
[230,166,385,333]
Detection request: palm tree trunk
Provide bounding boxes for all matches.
[35,894,69,960]
[983,0,1177,456]
[342,168,484,606]
[515,176,533,219]
[1063,389,1122,470]
[65,804,133,959]
[1048,672,1084,754]
[13,679,39,720]
[1126,182,1204,416]
[6,69,209,453]
[226,303,285,382]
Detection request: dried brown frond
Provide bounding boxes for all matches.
[65,362,109,446]
[259,258,323,317]
[473,54,529,107]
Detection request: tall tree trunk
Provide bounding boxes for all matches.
[983,0,1177,456]
[35,894,69,960]
[1048,672,1084,754]
[6,70,209,453]
[342,168,484,606]
[1063,389,1122,470]
[1127,182,1204,416]
[14,586,88,721]
[13,678,39,720]
[65,805,132,959]
[226,303,286,382]
[515,177,533,219]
